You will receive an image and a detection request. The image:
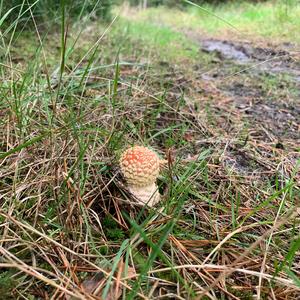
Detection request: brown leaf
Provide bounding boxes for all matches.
[81,272,105,295]
[82,260,127,300]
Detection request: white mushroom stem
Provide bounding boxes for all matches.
[128,183,160,207]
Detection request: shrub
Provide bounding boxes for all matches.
[0,0,112,26]
[127,0,269,7]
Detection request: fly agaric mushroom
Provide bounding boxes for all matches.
[120,146,163,207]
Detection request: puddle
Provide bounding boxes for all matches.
[199,39,300,83]
[201,40,250,62]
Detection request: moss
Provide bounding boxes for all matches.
[102,215,126,241]
[0,271,17,299]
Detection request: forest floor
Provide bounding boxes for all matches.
[0,2,299,300]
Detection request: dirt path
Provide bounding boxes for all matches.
[200,38,300,83]
[185,31,300,146]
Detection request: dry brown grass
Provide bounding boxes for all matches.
[0,12,300,300]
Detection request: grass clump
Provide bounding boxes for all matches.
[1,0,112,25]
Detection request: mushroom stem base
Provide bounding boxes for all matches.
[128,183,160,207]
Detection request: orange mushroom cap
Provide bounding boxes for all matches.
[120,146,160,187]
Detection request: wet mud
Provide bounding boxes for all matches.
[200,39,300,82]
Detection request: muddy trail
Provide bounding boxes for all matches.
[186,33,300,147]
[155,31,299,177]
[200,38,300,82]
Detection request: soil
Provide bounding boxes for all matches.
[180,32,300,177]
[191,35,300,143]
[200,38,300,82]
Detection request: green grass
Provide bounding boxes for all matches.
[125,0,300,44]
[111,18,200,62]
[0,1,300,299]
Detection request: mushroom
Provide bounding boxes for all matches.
[120,146,163,207]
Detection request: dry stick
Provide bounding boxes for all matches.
[26,0,51,89]
[71,14,119,75]
[0,200,15,248]
[5,264,86,299]
[0,63,25,73]
[257,186,290,299]
[202,218,260,266]
[0,249,89,300]
[185,0,242,33]
[36,241,80,299]
[145,264,298,290]
[221,53,294,81]
[0,212,148,300]
[1,234,84,297]
[171,236,242,300]
[114,260,124,299]
[196,209,299,298]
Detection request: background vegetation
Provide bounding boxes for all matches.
[125,0,300,44]
[0,0,112,24]
[127,0,269,7]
